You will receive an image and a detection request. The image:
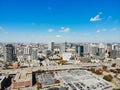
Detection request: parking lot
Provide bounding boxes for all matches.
[57,70,113,90]
[36,73,55,87]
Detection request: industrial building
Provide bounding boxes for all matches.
[11,70,32,89]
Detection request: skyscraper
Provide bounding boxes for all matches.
[48,42,54,51]
[4,44,15,62]
[23,46,32,55]
[78,45,84,57]
[31,48,38,60]
[60,42,67,53]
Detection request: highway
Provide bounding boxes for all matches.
[0,62,112,74]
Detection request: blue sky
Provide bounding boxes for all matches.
[0,0,120,43]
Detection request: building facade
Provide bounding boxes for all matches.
[4,44,15,62]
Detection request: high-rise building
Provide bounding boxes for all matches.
[48,42,54,51]
[106,44,112,53]
[75,45,78,54]
[60,42,67,53]
[110,50,120,58]
[83,44,90,57]
[78,45,84,57]
[31,48,38,60]
[23,46,32,55]
[90,46,98,56]
[4,44,15,62]
[98,48,105,59]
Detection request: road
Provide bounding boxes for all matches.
[0,62,115,74]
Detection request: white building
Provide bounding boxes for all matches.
[116,58,120,66]
[23,46,32,55]
[48,42,54,51]
[99,43,105,48]
[62,53,72,61]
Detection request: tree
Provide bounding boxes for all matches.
[36,82,42,90]
[103,74,113,82]
[103,66,107,71]
[55,79,60,83]
[112,88,120,90]
[112,63,116,67]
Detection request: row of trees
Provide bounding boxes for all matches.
[87,68,103,75]
[103,74,113,82]
[57,60,67,65]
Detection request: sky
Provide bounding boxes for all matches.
[0,0,120,43]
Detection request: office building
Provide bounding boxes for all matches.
[98,48,105,59]
[31,48,38,60]
[90,46,98,56]
[23,46,32,55]
[83,44,90,57]
[110,50,117,58]
[106,44,112,53]
[78,45,84,57]
[75,45,78,54]
[48,42,54,51]
[60,42,67,53]
[4,44,15,62]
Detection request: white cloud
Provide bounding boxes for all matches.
[111,28,117,32]
[48,29,54,32]
[96,28,107,33]
[90,12,102,22]
[61,27,65,30]
[60,27,70,32]
[101,29,107,32]
[0,26,3,30]
[56,35,62,38]
[96,30,100,33]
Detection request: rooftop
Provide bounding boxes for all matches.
[13,70,32,82]
[57,70,114,90]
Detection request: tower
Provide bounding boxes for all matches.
[78,45,84,57]
[48,42,54,51]
[4,44,15,62]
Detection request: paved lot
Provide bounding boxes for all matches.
[57,70,114,90]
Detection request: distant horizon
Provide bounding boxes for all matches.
[0,41,120,44]
[0,0,120,42]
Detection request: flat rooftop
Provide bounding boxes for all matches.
[57,70,114,90]
[14,70,32,82]
[36,73,55,86]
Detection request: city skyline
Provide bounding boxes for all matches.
[0,0,120,43]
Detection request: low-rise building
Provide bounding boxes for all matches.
[116,58,120,66]
[62,53,72,61]
[11,70,32,89]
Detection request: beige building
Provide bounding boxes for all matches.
[11,70,32,89]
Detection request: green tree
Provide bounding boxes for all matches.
[103,74,113,82]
